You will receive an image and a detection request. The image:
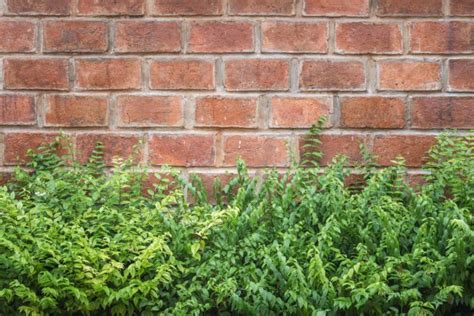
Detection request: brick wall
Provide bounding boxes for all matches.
[0,0,473,183]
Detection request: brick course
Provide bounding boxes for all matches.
[0,1,472,177]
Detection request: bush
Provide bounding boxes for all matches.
[0,126,473,315]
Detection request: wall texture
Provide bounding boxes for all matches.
[0,0,473,184]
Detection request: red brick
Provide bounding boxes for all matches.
[450,0,474,16]
[0,21,36,52]
[378,60,441,91]
[223,135,289,167]
[229,0,295,15]
[224,59,289,91]
[336,22,402,54]
[43,21,108,53]
[6,0,71,15]
[304,0,369,16]
[300,60,366,91]
[270,97,331,128]
[195,97,258,128]
[449,59,474,91]
[0,95,35,125]
[44,95,108,127]
[300,134,368,166]
[410,22,473,54]
[190,172,235,203]
[151,0,223,16]
[188,21,254,53]
[340,97,405,129]
[117,95,183,127]
[411,97,474,129]
[262,22,328,53]
[376,0,443,16]
[373,135,436,167]
[77,0,144,16]
[150,60,215,90]
[75,58,141,90]
[114,21,181,53]
[76,134,143,165]
[0,172,13,186]
[4,132,60,164]
[4,58,69,91]
[149,134,215,167]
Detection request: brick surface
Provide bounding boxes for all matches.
[262,22,328,53]
[270,97,331,128]
[4,132,60,164]
[149,134,215,167]
[151,0,223,15]
[6,0,71,15]
[450,0,474,16]
[373,135,436,167]
[224,59,290,91]
[378,60,441,91]
[409,22,473,54]
[44,95,108,127]
[411,97,474,129]
[195,97,258,128]
[304,0,369,16]
[77,0,145,16]
[0,21,36,52]
[300,60,366,91]
[117,95,183,127]
[188,21,254,53]
[0,95,36,125]
[336,23,402,54]
[43,21,108,53]
[75,58,141,90]
[376,0,443,16]
[229,0,295,15]
[115,21,181,53]
[4,58,69,91]
[449,59,474,91]
[150,60,215,90]
[223,135,289,167]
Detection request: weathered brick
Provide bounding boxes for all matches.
[262,22,328,53]
[76,134,143,165]
[149,134,215,167]
[224,59,289,91]
[6,0,71,15]
[376,0,443,16]
[0,21,36,52]
[0,95,36,125]
[450,0,474,16]
[77,0,145,16]
[270,97,331,128]
[300,60,366,91]
[75,58,141,90]
[188,21,254,53]
[4,132,61,164]
[410,22,473,54]
[229,0,295,15]
[114,21,181,53]
[378,60,441,91]
[411,97,474,129]
[300,134,368,166]
[373,135,436,167]
[223,135,289,167]
[304,0,369,16]
[150,60,215,90]
[117,95,183,127]
[4,58,69,91]
[340,97,405,129]
[195,97,258,128]
[448,59,474,91]
[150,0,223,15]
[44,95,108,127]
[336,22,402,54]
[43,21,108,53]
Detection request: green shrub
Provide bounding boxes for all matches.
[0,127,473,315]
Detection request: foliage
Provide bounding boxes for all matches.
[0,129,473,315]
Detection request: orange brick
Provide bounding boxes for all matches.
[195,97,258,128]
[6,0,71,15]
[410,22,473,54]
[77,0,144,16]
[378,60,441,91]
[151,0,223,15]
[270,97,331,128]
[0,95,36,125]
[4,132,61,165]
[376,0,442,16]
[262,22,328,53]
[449,59,474,91]
[304,0,369,16]
[150,60,215,90]
[229,0,295,15]
[300,60,366,91]
[373,135,436,167]
[44,95,108,127]
[0,21,36,52]
[411,97,474,129]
